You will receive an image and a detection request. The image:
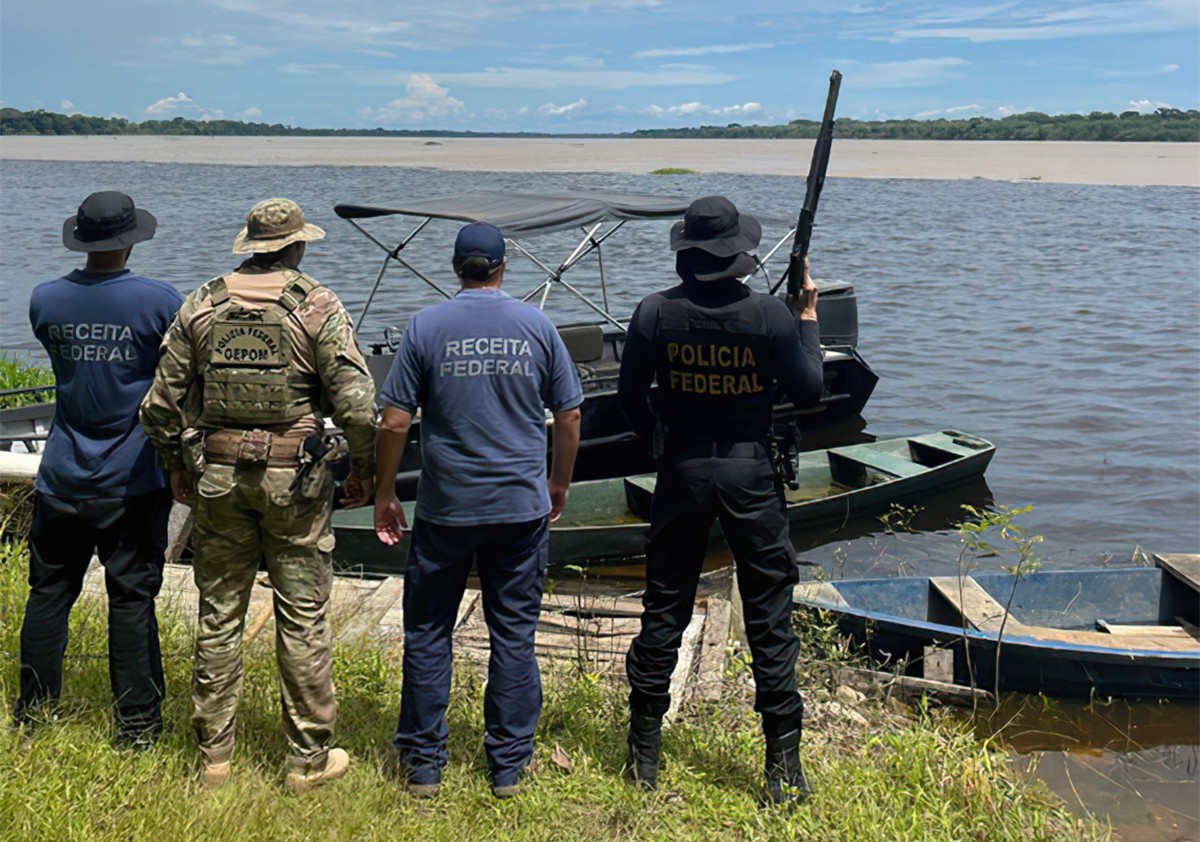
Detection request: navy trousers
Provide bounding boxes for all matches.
[394,516,549,787]
[15,491,171,737]
[626,442,804,735]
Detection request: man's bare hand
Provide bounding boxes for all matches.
[341,474,374,508]
[374,490,409,546]
[170,470,194,507]
[799,255,819,322]
[549,479,570,523]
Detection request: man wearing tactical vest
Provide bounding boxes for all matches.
[140,198,377,792]
[617,196,824,804]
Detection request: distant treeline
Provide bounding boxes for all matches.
[2,106,1198,142]
[634,109,1199,142]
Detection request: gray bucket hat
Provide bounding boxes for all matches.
[232,198,325,254]
[62,191,157,253]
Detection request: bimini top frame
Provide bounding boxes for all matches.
[333,191,796,335]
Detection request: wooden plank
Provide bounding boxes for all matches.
[694,597,731,700]
[665,611,705,724]
[1154,553,1200,593]
[933,576,1198,653]
[793,581,849,607]
[922,646,954,683]
[337,576,405,642]
[165,505,194,564]
[1097,620,1195,639]
[930,576,1024,634]
[538,593,644,617]
[832,666,991,707]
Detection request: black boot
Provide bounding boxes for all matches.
[625,713,662,791]
[762,729,812,806]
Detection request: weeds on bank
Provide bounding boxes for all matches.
[0,542,1106,842]
[648,167,698,176]
[0,357,53,409]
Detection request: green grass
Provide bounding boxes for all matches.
[648,167,698,175]
[0,356,54,409]
[0,542,1106,841]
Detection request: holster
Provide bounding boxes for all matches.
[181,428,207,476]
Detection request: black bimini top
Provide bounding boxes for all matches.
[333,191,691,237]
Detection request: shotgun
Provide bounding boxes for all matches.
[782,69,842,317]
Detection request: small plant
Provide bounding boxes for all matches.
[0,355,55,409]
[955,504,1044,713]
[649,167,698,175]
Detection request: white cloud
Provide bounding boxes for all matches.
[633,42,775,58]
[59,100,77,113]
[178,32,273,65]
[238,107,264,119]
[537,99,588,117]
[851,57,969,88]
[144,92,229,121]
[1127,99,1174,113]
[913,103,984,118]
[890,0,1199,43]
[359,74,466,123]
[282,63,345,75]
[145,92,194,114]
[1098,63,1181,78]
[641,100,764,119]
[359,66,733,90]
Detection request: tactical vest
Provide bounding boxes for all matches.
[649,292,775,443]
[197,272,323,428]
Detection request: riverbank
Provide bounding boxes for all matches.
[0,538,1101,842]
[2,136,1197,186]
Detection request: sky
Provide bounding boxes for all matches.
[2,0,1198,133]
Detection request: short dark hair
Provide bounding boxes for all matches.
[453,255,502,282]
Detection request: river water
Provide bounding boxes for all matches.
[2,160,1198,836]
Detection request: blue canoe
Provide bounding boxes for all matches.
[793,554,1200,701]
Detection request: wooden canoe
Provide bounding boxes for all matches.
[792,554,1200,701]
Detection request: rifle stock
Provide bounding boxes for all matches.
[785,70,842,316]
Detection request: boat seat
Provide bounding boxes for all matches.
[827,448,925,486]
[558,325,605,363]
[1154,553,1200,593]
[930,577,1026,634]
[932,576,1200,653]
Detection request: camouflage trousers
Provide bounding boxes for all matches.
[191,462,337,771]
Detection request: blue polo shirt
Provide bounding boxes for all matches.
[29,268,183,499]
[379,288,584,526]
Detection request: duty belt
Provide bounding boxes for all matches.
[204,428,305,467]
[664,440,766,459]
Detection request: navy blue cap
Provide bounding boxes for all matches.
[454,221,505,264]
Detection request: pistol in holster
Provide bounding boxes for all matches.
[769,423,800,494]
[289,433,348,498]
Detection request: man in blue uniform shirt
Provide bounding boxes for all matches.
[374,221,583,798]
[14,191,183,748]
[618,196,824,804]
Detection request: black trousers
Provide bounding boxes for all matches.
[626,442,803,734]
[15,490,171,734]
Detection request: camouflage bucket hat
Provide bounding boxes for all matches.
[232,198,326,254]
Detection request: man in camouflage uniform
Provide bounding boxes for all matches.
[140,198,377,792]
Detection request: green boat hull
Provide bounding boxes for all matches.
[331,430,994,574]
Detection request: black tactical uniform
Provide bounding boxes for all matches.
[617,196,824,802]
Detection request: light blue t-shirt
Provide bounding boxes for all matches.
[379,288,584,526]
